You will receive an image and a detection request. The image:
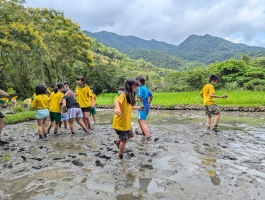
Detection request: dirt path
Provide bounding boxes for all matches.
[0,110,265,200]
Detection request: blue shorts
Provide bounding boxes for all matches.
[138,110,149,120]
[36,109,49,120]
[61,113,68,121]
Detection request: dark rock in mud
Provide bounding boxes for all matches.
[32,165,48,170]
[95,160,104,167]
[78,153,87,156]
[18,148,26,152]
[95,153,101,157]
[4,163,13,169]
[68,154,77,158]
[21,156,27,161]
[30,157,45,161]
[128,152,135,157]
[154,138,159,142]
[203,143,210,146]
[222,155,238,161]
[53,157,64,161]
[151,153,157,157]
[99,154,111,160]
[72,160,84,166]
[227,138,235,141]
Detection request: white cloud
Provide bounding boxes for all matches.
[25,0,265,47]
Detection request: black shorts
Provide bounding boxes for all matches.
[0,111,4,118]
[115,129,133,141]
[81,107,91,112]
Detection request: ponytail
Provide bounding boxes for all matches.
[55,82,65,94]
[124,78,137,106]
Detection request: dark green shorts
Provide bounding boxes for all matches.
[50,112,61,123]
[90,108,96,116]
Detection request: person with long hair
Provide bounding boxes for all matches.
[112,78,141,159]
[31,85,49,139]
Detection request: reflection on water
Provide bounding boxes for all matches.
[202,156,221,186]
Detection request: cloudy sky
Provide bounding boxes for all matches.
[26,0,265,47]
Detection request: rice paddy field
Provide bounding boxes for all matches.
[96,91,265,107]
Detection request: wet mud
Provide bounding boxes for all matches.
[0,110,265,200]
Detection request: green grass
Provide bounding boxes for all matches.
[5,111,35,124]
[97,91,265,107]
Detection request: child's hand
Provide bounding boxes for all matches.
[115,108,121,116]
[222,95,228,98]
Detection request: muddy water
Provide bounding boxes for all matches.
[0,110,265,200]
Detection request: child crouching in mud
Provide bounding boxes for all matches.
[112,79,141,160]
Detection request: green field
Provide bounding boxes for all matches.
[97,91,265,107]
[4,111,36,124]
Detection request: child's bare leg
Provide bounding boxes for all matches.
[63,120,67,128]
[54,123,59,133]
[76,118,89,132]
[93,115,96,124]
[139,120,150,138]
[207,115,211,128]
[47,121,53,133]
[82,112,90,129]
[0,118,4,139]
[68,118,75,133]
[119,140,127,156]
[37,119,44,136]
[43,117,47,134]
[214,113,221,127]
[138,119,144,134]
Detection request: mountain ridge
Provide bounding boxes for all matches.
[84,31,265,65]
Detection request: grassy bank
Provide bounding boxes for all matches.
[97,91,265,107]
[4,111,35,124]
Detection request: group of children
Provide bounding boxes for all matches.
[0,74,227,160]
[31,77,97,139]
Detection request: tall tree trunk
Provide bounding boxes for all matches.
[40,53,45,85]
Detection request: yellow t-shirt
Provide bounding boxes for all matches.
[32,93,36,99]
[75,85,93,108]
[11,96,17,101]
[2,97,9,103]
[23,98,32,105]
[200,83,216,106]
[112,93,132,131]
[48,91,64,113]
[31,94,49,109]
[92,94,97,103]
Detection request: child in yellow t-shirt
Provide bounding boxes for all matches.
[200,75,228,133]
[89,86,97,125]
[31,84,49,139]
[112,79,141,160]
[75,76,95,130]
[47,83,65,134]
[11,95,17,107]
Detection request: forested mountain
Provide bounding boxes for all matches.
[125,48,202,71]
[85,31,265,65]
[174,34,265,64]
[84,31,176,53]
